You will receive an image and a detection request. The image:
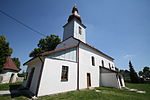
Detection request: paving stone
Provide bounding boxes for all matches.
[136,91,146,93]
[95,90,101,92]
[0,90,10,95]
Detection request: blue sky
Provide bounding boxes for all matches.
[0,0,150,72]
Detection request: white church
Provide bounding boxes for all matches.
[23,6,125,97]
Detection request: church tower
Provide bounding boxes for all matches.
[63,6,86,43]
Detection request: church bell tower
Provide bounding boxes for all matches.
[63,6,86,43]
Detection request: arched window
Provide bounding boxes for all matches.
[112,65,114,68]
[91,56,95,66]
[102,60,104,67]
[79,26,82,35]
[109,63,111,69]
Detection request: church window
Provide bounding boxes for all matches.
[91,56,95,66]
[112,65,114,68]
[61,66,69,81]
[79,26,82,35]
[102,60,104,67]
[109,63,111,69]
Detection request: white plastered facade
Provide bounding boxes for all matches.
[0,70,18,84]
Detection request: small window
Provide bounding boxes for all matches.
[102,60,104,67]
[109,63,111,69]
[61,66,69,81]
[112,65,114,68]
[79,26,82,35]
[91,56,95,66]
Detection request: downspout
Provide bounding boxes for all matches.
[77,42,80,90]
[35,56,45,97]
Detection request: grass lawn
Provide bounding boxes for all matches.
[0,83,150,100]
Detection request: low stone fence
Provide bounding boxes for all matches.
[16,77,24,82]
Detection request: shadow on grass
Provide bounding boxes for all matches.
[9,84,34,99]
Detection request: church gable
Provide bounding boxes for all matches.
[47,47,77,62]
[56,37,79,49]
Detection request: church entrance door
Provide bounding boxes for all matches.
[87,73,91,88]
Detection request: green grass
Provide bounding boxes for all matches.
[0,83,150,100]
[0,82,22,90]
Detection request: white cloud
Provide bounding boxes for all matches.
[123,54,134,59]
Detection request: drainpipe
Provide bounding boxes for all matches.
[35,56,44,97]
[77,43,80,90]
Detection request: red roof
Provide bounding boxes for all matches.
[3,57,20,71]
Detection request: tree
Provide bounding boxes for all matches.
[29,48,44,58]
[29,34,61,57]
[120,69,130,82]
[12,57,21,69]
[0,35,12,72]
[129,61,139,83]
[139,66,150,80]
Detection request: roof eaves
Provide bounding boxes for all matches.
[23,45,78,66]
[100,66,120,73]
[23,56,40,66]
[40,45,78,56]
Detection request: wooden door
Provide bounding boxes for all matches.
[87,73,91,88]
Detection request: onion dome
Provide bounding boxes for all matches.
[68,6,82,23]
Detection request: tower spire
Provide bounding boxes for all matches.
[68,5,82,23]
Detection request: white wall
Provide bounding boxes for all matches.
[74,20,86,43]
[79,44,118,89]
[101,73,120,88]
[0,70,18,84]
[63,19,86,43]
[79,44,115,69]
[38,58,77,96]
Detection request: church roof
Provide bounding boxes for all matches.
[41,36,114,60]
[3,56,20,71]
[23,37,114,65]
[40,45,78,56]
[67,37,114,60]
[100,66,120,73]
[23,45,78,65]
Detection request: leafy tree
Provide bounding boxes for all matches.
[29,48,44,58]
[0,35,12,72]
[139,66,150,79]
[18,70,26,77]
[120,69,130,82]
[12,57,21,69]
[129,61,139,83]
[29,34,61,57]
